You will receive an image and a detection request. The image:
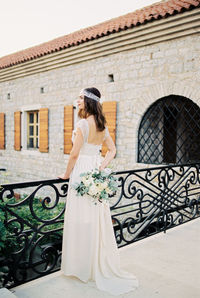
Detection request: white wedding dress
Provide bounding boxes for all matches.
[61,119,138,296]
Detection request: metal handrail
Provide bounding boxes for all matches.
[1,163,200,288]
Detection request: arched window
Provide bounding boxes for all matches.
[138,95,200,164]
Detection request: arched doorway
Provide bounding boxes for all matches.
[138,95,200,164]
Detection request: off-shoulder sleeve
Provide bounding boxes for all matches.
[76,119,88,142]
[103,126,110,141]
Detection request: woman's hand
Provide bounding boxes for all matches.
[58,173,69,180]
[99,164,104,172]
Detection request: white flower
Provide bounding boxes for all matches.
[106,187,113,195]
[102,181,108,189]
[97,184,104,191]
[103,168,112,175]
[88,177,94,184]
[88,185,99,196]
[82,176,87,184]
[73,169,117,204]
[82,177,91,187]
[82,176,93,186]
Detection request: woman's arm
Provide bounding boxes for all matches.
[99,134,116,171]
[58,128,83,179]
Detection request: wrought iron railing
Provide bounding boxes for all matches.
[111,163,200,246]
[0,163,200,288]
[0,178,68,288]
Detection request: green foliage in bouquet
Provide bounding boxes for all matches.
[73,168,118,204]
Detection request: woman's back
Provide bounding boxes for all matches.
[74,118,108,155]
[86,117,106,145]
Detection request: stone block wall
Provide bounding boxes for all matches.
[0,33,200,183]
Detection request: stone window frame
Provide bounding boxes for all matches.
[27,111,39,149]
[21,105,41,155]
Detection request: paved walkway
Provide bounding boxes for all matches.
[5,219,200,298]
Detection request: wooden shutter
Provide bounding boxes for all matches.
[39,108,48,153]
[102,101,117,156]
[64,105,74,154]
[0,113,5,149]
[14,111,21,151]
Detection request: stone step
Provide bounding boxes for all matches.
[0,288,17,298]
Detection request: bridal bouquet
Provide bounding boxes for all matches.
[72,168,118,204]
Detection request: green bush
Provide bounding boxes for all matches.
[0,195,65,256]
[0,203,7,252]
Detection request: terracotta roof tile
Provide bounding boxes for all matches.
[0,0,199,70]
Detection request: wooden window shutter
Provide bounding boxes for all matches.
[64,105,74,154]
[39,108,49,153]
[0,113,5,149]
[102,101,117,156]
[14,111,21,151]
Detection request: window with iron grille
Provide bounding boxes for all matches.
[27,111,39,149]
[138,95,200,164]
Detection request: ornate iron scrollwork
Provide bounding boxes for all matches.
[1,164,200,288]
[111,164,200,247]
[0,178,68,288]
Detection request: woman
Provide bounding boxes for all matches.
[59,87,138,295]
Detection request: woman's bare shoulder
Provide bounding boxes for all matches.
[76,118,87,128]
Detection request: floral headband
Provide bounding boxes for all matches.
[80,89,100,102]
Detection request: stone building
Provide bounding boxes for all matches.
[0,0,200,183]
